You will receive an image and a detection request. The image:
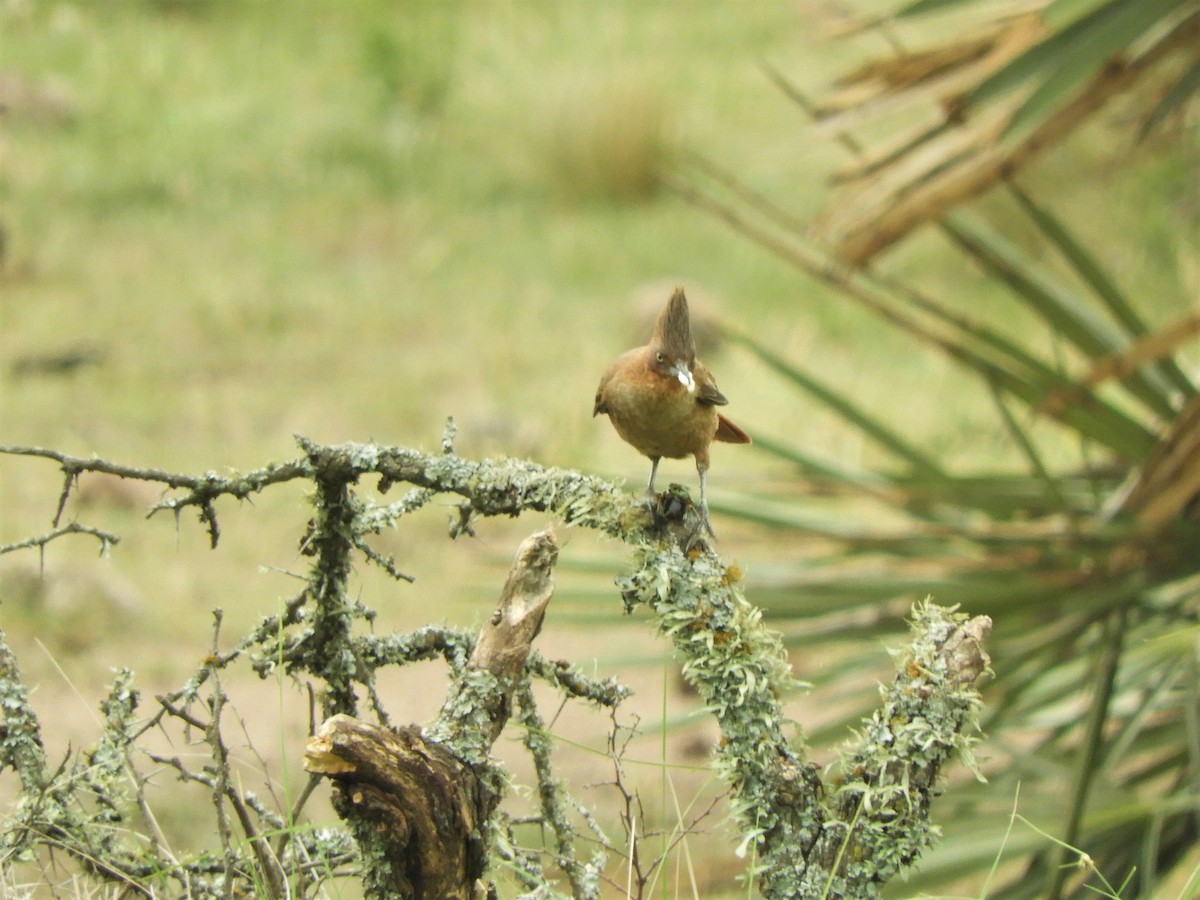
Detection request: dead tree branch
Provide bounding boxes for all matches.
[0,438,991,898]
[304,528,561,899]
[0,521,119,557]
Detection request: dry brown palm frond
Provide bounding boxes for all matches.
[1077,307,1200,393]
[1121,390,1200,527]
[1037,307,1200,421]
[808,6,1200,267]
[814,12,1043,131]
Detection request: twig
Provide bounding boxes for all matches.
[515,679,604,899]
[0,443,312,549]
[0,522,119,557]
[526,651,631,708]
[1,438,993,898]
[274,774,323,866]
[204,614,239,900]
[154,694,209,732]
[351,537,416,583]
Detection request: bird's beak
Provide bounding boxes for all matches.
[670,362,696,393]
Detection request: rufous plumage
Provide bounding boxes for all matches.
[594,287,750,536]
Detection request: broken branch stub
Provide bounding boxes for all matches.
[303,527,560,900]
[305,715,489,900]
[425,526,558,764]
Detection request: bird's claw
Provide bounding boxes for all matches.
[684,528,712,553]
[685,504,716,552]
[645,487,716,551]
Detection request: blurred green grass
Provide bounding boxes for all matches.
[2,1,839,464]
[1,1,1196,895]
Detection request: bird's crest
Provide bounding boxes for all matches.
[651,287,696,362]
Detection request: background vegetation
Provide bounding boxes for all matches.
[1,0,1197,896]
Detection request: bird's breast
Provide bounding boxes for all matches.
[598,362,718,460]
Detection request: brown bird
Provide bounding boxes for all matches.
[593,287,750,536]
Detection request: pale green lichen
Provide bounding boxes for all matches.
[784,600,991,897]
[0,439,992,898]
[89,669,139,789]
[0,630,47,795]
[356,488,435,532]
[427,667,508,768]
[525,650,631,707]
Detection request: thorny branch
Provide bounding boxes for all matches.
[0,442,312,548]
[0,436,991,898]
[514,680,608,898]
[585,707,726,899]
[0,521,119,557]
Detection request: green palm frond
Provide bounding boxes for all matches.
[806,0,1200,266]
[668,4,1199,889]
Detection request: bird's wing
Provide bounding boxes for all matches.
[693,361,728,406]
[593,362,615,416]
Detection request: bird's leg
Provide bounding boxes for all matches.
[641,456,663,519]
[645,456,661,498]
[697,464,716,539]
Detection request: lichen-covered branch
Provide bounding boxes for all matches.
[293,436,639,537]
[785,604,991,897]
[616,543,826,887]
[0,438,991,897]
[619,548,992,897]
[514,680,608,899]
[525,650,631,707]
[303,527,563,899]
[0,522,119,557]
[0,630,48,796]
[297,452,363,717]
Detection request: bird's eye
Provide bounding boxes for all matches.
[655,352,666,364]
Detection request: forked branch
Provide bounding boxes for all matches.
[0,438,990,898]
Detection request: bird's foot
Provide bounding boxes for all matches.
[682,503,716,552]
[684,528,712,553]
[645,485,715,551]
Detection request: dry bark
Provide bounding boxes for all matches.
[304,527,559,900]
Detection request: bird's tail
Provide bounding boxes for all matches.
[715,414,751,444]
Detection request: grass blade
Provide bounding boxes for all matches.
[1042,0,1122,32]
[749,433,897,497]
[1047,604,1127,900]
[941,211,1177,419]
[950,344,1158,459]
[1004,0,1189,138]
[893,0,983,18]
[1140,56,1200,138]
[723,328,951,480]
[985,376,1071,511]
[870,271,1162,456]
[964,0,1185,112]
[1007,183,1197,400]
